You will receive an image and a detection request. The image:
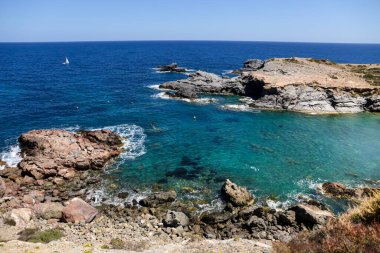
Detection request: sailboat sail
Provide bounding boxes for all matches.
[63,57,69,65]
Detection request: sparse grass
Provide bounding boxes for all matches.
[284,58,302,64]
[348,65,380,86]
[110,238,125,249]
[100,244,110,249]
[18,228,64,243]
[343,192,380,224]
[274,192,380,253]
[308,58,337,65]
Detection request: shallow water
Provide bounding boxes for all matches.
[1,41,380,210]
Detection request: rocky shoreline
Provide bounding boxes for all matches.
[158,57,380,114]
[1,128,379,252]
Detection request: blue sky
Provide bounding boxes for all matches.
[0,0,379,43]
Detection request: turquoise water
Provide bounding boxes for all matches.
[0,41,380,210]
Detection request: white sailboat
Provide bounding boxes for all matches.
[63,57,70,65]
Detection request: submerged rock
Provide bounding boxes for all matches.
[63,197,98,223]
[221,179,254,206]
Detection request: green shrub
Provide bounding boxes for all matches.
[18,228,64,243]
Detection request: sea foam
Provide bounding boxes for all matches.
[0,145,22,170]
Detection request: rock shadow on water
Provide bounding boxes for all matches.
[180,155,198,166]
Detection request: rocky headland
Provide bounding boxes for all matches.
[158,57,380,114]
[0,128,379,252]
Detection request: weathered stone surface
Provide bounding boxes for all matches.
[221,179,253,206]
[163,211,189,227]
[18,129,123,180]
[158,58,380,114]
[157,63,187,73]
[5,208,34,227]
[201,211,232,224]
[321,182,355,199]
[63,197,98,223]
[139,191,177,207]
[34,202,64,220]
[278,210,296,226]
[290,204,334,228]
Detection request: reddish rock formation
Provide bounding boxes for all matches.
[18,129,123,180]
[63,197,98,223]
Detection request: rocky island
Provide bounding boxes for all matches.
[159,57,380,114]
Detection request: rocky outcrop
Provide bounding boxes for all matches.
[232,59,265,74]
[158,58,380,114]
[157,63,187,73]
[164,211,189,227]
[290,203,334,229]
[63,197,98,223]
[18,129,123,180]
[139,191,177,207]
[221,179,254,206]
[319,182,380,202]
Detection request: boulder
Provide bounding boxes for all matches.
[139,191,177,207]
[201,211,232,224]
[246,215,266,230]
[34,202,64,220]
[63,197,98,223]
[18,129,123,180]
[290,204,334,228]
[221,179,253,206]
[163,211,189,227]
[5,208,34,227]
[321,182,355,199]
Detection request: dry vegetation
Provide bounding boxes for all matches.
[274,192,380,253]
[347,64,380,86]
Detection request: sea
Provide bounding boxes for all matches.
[1,41,380,212]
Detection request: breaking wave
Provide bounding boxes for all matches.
[0,145,22,170]
[103,124,147,160]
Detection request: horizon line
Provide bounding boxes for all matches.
[0,39,379,45]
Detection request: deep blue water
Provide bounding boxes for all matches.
[1,41,380,210]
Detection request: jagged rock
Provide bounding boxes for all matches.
[201,211,232,224]
[139,191,177,207]
[278,210,296,226]
[321,182,355,199]
[290,204,334,228]
[18,129,123,180]
[163,211,189,227]
[5,208,34,227]
[246,215,266,230]
[221,179,253,206]
[157,63,186,73]
[34,202,64,220]
[63,197,98,223]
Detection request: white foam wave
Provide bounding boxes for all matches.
[0,145,22,170]
[296,178,322,190]
[103,124,147,160]
[220,104,260,112]
[151,92,217,104]
[222,70,233,75]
